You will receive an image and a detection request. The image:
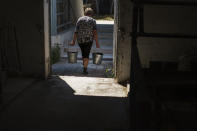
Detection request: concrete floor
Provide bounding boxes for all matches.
[0,58,130,131]
[0,76,130,131]
[52,59,114,78]
[0,77,36,108]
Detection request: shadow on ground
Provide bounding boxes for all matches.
[0,76,129,131]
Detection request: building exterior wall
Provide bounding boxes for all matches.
[51,0,84,57]
[51,0,57,36]
[50,0,74,36]
[51,27,75,57]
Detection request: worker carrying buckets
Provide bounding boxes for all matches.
[69,8,101,75]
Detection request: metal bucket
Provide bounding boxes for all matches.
[92,53,103,65]
[67,52,78,63]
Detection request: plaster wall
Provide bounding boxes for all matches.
[0,0,46,77]
[115,0,133,83]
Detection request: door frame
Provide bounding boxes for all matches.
[44,0,51,79]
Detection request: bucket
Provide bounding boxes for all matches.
[67,52,78,63]
[92,53,103,65]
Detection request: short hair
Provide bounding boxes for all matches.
[84,8,94,16]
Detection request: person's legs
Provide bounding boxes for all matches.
[83,58,89,68]
[79,42,92,74]
[82,58,89,74]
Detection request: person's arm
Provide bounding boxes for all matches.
[70,32,77,46]
[93,30,100,48]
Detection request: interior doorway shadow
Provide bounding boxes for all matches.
[0,75,130,131]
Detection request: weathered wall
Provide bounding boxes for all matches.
[114,0,132,83]
[51,29,74,46]
[0,0,46,77]
[51,27,75,57]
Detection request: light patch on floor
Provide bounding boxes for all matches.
[59,76,129,97]
[96,20,114,25]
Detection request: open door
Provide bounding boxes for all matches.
[44,0,51,79]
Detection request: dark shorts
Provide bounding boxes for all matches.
[78,42,93,59]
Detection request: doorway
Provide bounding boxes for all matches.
[50,0,115,78]
[46,0,128,97]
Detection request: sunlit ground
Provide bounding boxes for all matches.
[93,14,114,21]
[59,76,129,97]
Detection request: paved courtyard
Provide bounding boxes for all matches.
[52,59,114,78]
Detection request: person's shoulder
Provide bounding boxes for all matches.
[77,16,86,24]
[87,17,96,23]
[92,18,96,24]
[92,18,96,22]
[78,16,86,21]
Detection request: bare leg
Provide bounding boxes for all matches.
[83,58,89,74]
[83,58,89,68]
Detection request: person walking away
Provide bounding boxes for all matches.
[70,8,100,75]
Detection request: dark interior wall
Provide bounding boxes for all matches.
[0,0,45,77]
[116,0,197,83]
[138,5,197,68]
